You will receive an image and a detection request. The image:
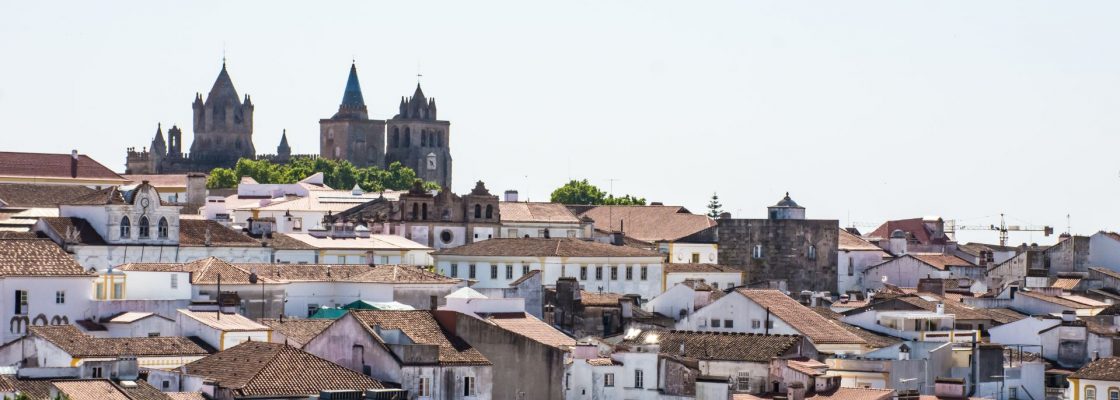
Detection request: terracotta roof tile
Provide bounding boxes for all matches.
[178,219,259,247]
[586,358,622,366]
[579,205,715,242]
[116,379,174,400]
[166,393,207,400]
[264,233,317,250]
[120,258,458,285]
[177,310,270,332]
[811,307,902,349]
[1052,278,1082,290]
[433,237,662,258]
[666,263,740,274]
[122,174,189,188]
[0,375,52,399]
[736,289,866,345]
[1071,357,1120,380]
[868,218,944,245]
[29,325,209,357]
[259,318,334,347]
[37,217,107,245]
[51,380,132,400]
[0,184,98,208]
[910,253,976,271]
[0,151,127,182]
[624,330,802,362]
[184,341,384,397]
[509,269,540,286]
[481,312,576,349]
[351,310,491,366]
[0,238,93,276]
[499,202,580,223]
[580,291,624,307]
[838,229,885,251]
[1018,291,1099,309]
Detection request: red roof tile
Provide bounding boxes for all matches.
[736,289,865,345]
[0,151,126,182]
[579,205,715,242]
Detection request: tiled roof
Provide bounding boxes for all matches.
[665,263,740,274]
[264,233,317,250]
[178,219,260,247]
[586,358,622,366]
[0,375,52,399]
[910,253,976,270]
[0,151,127,182]
[1018,291,1098,309]
[62,187,129,205]
[624,330,802,362]
[37,217,107,245]
[811,307,902,349]
[736,289,866,345]
[432,237,662,258]
[116,379,174,400]
[499,202,580,223]
[788,358,829,376]
[177,310,270,332]
[184,341,384,397]
[0,238,93,277]
[481,312,576,349]
[838,229,885,251]
[509,269,540,286]
[867,218,943,245]
[891,294,992,321]
[51,380,132,400]
[1070,357,1120,380]
[350,310,491,366]
[980,308,1029,324]
[120,258,458,285]
[122,174,189,189]
[167,393,207,400]
[1053,278,1082,290]
[734,388,897,400]
[581,291,624,307]
[259,318,334,346]
[0,184,98,208]
[29,325,209,357]
[578,205,715,242]
[1091,267,1120,281]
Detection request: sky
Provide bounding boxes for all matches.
[1,1,1118,245]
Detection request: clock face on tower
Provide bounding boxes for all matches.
[427,154,437,170]
[140,197,150,209]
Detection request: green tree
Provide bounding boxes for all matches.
[550,179,645,205]
[706,192,723,218]
[206,168,239,189]
[603,194,646,206]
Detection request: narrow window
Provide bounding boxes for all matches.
[485,205,493,219]
[474,204,482,218]
[55,291,65,304]
[1109,389,1118,400]
[112,282,124,299]
[491,265,498,279]
[170,274,178,289]
[604,373,615,387]
[752,320,761,329]
[95,283,104,300]
[580,266,588,280]
[120,216,131,238]
[421,203,428,220]
[640,266,648,280]
[451,264,459,277]
[611,267,618,280]
[506,265,513,279]
[464,376,476,396]
[808,245,817,260]
[469,264,477,279]
[752,245,763,259]
[158,217,169,238]
[1088,387,1097,400]
[596,266,603,280]
[691,253,700,263]
[15,290,27,315]
[626,266,633,280]
[522,265,529,276]
[635,369,644,389]
[411,203,419,220]
[91,367,103,378]
[848,262,854,276]
[418,377,431,397]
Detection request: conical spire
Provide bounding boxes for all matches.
[411,83,426,103]
[277,129,291,159]
[341,63,365,108]
[151,123,167,156]
[279,130,290,149]
[205,63,241,107]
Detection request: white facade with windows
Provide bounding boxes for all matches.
[1,276,94,343]
[434,254,665,300]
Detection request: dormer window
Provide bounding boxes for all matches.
[120,216,131,238]
[158,217,169,238]
[138,216,150,238]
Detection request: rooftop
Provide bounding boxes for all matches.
[433,237,662,258]
[736,289,866,345]
[578,205,715,242]
[665,263,740,274]
[499,202,581,223]
[838,229,885,251]
[177,310,271,332]
[623,329,803,362]
[351,310,491,366]
[29,325,209,358]
[120,257,457,285]
[480,312,576,349]
[258,318,334,347]
[184,341,385,397]
[0,184,98,208]
[0,151,127,183]
[1070,357,1120,381]
[0,238,93,277]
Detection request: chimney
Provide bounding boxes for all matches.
[889,229,908,255]
[1062,310,1076,322]
[936,303,945,315]
[70,150,79,178]
[788,381,806,400]
[504,190,518,202]
[611,231,624,246]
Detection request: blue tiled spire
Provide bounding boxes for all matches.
[341,63,365,108]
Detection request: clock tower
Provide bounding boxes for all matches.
[385,83,452,189]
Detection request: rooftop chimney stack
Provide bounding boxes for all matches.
[70,150,79,178]
[504,190,519,202]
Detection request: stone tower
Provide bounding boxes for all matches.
[385,83,452,188]
[277,129,291,162]
[190,63,255,165]
[167,125,183,158]
[320,63,386,168]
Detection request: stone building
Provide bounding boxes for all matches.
[385,83,452,188]
[319,63,386,168]
[715,193,840,293]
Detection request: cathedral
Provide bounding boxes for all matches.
[125,62,453,189]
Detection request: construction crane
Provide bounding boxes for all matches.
[948,213,1054,247]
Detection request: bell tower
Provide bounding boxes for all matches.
[189,62,255,166]
[385,83,452,188]
[319,63,386,168]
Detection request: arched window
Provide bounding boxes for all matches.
[138,216,150,238]
[390,128,399,148]
[421,203,428,220]
[403,128,412,147]
[421,130,428,147]
[119,216,131,238]
[485,204,493,219]
[1087,386,1097,400]
[436,132,442,147]
[474,204,482,218]
[808,245,817,260]
[411,203,419,220]
[158,217,169,238]
[1109,388,1118,400]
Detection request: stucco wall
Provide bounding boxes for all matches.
[448,312,566,400]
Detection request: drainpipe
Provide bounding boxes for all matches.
[765,307,771,335]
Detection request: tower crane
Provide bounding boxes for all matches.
[948,213,1053,247]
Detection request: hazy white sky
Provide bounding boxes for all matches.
[2,1,1118,245]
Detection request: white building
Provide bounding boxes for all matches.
[21,324,208,373]
[0,238,96,342]
[578,205,718,264]
[644,280,723,322]
[837,229,889,294]
[433,237,666,300]
[498,201,587,239]
[1067,357,1120,400]
[177,309,271,351]
[675,289,867,354]
[663,263,742,292]
[862,253,982,290]
[231,183,404,235]
[281,230,434,265]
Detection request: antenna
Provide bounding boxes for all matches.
[416,61,423,84]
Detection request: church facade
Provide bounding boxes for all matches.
[126,63,453,189]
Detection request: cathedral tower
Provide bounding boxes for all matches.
[320,63,386,168]
[189,63,255,165]
[385,83,452,188]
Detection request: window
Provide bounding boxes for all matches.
[148,332,160,337]
[1010,387,1018,400]
[474,204,482,218]
[635,369,644,389]
[691,253,701,263]
[55,291,65,304]
[485,205,493,219]
[725,319,734,328]
[170,274,178,289]
[14,290,27,315]
[537,229,546,237]
[491,265,498,279]
[604,373,615,387]
[162,381,170,390]
[625,266,633,280]
[848,262,854,276]
[766,320,774,329]
[752,320,761,329]
[138,216,150,238]
[711,319,721,328]
[611,267,618,280]
[451,264,459,277]
[506,265,513,279]
[95,283,104,300]
[580,266,588,280]
[120,216,131,238]
[752,245,763,259]
[464,376,476,396]
[158,217,169,238]
[113,282,124,299]
[567,230,577,238]
[737,372,751,392]
[522,265,530,276]
[640,266,648,280]
[91,367,103,378]
[596,266,603,280]
[469,264,477,279]
[418,377,431,397]
[1087,387,1097,400]
[307,304,319,318]
[712,282,719,289]
[808,245,817,260]
[1109,389,1118,400]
